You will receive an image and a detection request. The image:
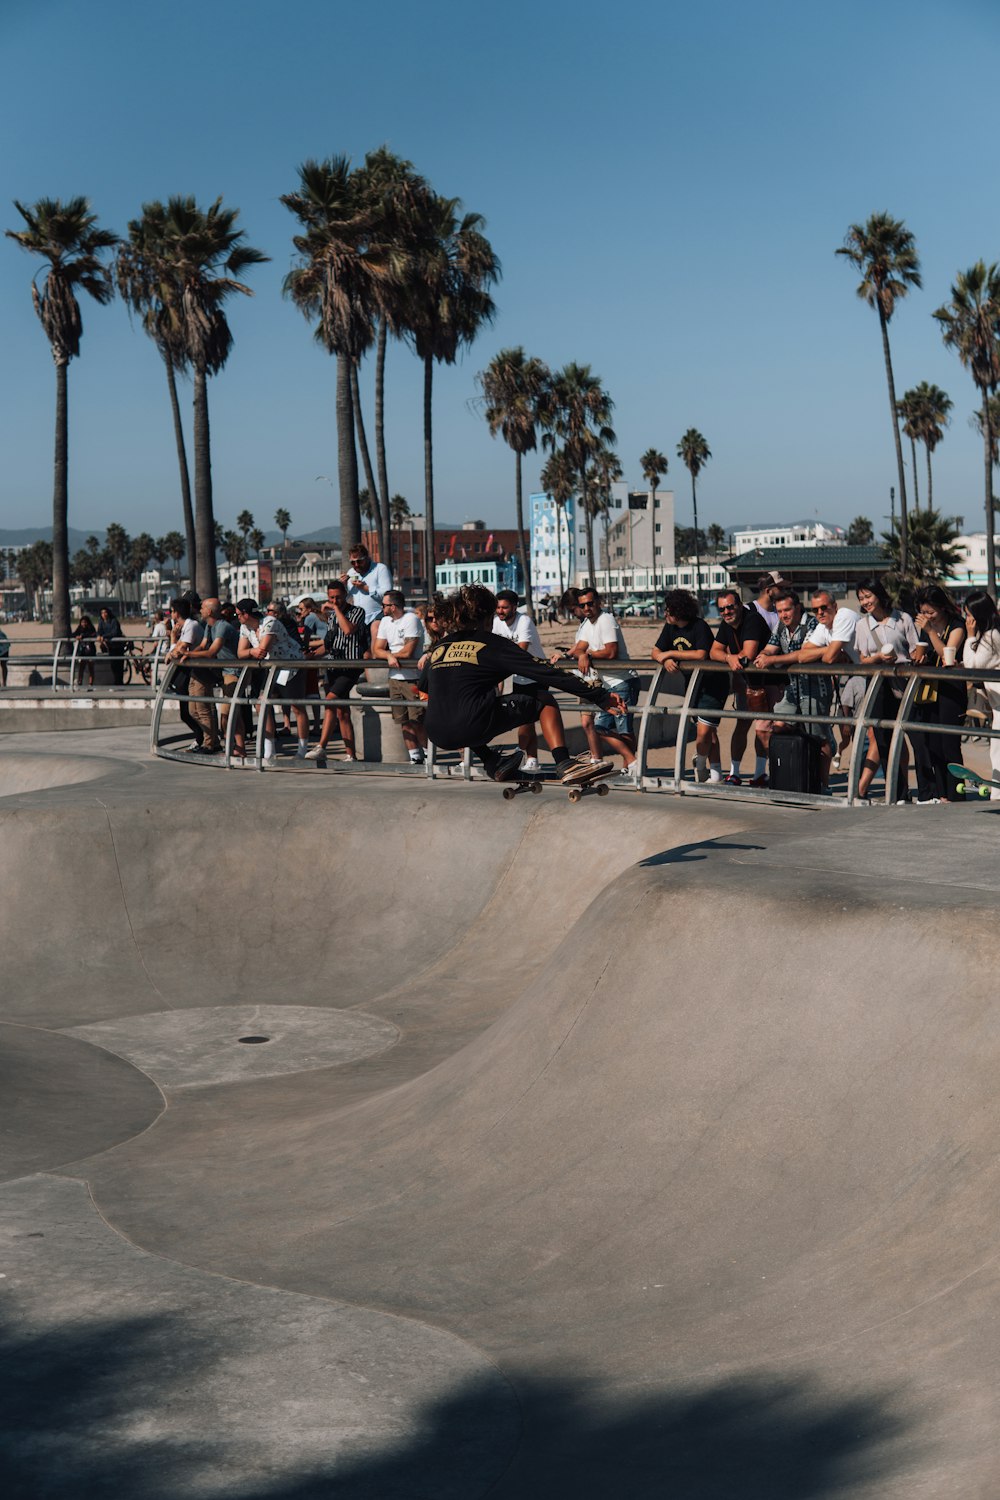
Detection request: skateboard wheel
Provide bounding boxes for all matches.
[597,782,610,796]
[568,788,582,802]
[502,786,516,800]
[530,780,542,794]
[956,782,966,794]
[981,785,991,798]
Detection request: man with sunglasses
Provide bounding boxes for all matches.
[554,588,640,778]
[305,584,369,765]
[709,589,771,785]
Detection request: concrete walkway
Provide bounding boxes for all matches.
[2,729,999,1496]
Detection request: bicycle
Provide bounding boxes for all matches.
[121,639,153,686]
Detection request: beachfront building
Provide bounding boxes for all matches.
[732,520,847,551]
[435,554,524,594]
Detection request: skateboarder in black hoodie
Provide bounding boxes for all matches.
[420,584,626,782]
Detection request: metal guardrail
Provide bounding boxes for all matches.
[146,653,1000,807]
[0,636,168,691]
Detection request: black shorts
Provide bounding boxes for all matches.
[482,693,542,742]
[324,671,355,701]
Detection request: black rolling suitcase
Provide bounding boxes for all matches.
[769,730,824,792]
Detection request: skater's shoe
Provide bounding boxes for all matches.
[520,756,541,773]
[304,746,327,766]
[488,748,526,782]
[560,756,612,785]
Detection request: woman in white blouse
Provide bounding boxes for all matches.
[963,590,1000,797]
[854,577,921,801]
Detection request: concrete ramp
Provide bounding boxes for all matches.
[2,738,999,1496]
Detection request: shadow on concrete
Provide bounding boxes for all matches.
[640,839,767,868]
[1,1308,915,1499]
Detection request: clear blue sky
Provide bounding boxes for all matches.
[3,0,1000,543]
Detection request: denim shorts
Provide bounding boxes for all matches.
[593,676,639,735]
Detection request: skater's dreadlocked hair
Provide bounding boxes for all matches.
[447,584,497,633]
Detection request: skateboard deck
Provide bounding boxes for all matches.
[501,764,616,803]
[949,763,1000,797]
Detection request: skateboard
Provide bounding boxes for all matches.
[501,764,616,803]
[949,763,1000,797]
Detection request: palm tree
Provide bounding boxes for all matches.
[355,147,428,564]
[274,507,291,599]
[934,262,1000,597]
[162,530,185,586]
[847,516,875,545]
[881,506,962,583]
[677,429,711,598]
[5,197,117,639]
[104,524,130,593]
[249,526,265,561]
[539,448,577,605]
[236,509,255,549]
[477,347,551,614]
[389,493,411,577]
[707,523,727,555]
[116,202,196,581]
[639,447,668,595]
[406,191,500,596]
[836,213,922,575]
[588,449,623,604]
[149,197,267,595]
[282,157,408,559]
[911,381,952,506]
[543,364,615,589]
[896,390,923,508]
[129,533,156,610]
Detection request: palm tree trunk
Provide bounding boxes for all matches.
[581,471,595,588]
[556,502,565,603]
[604,509,613,605]
[925,443,933,509]
[910,435,920,509]
[350,362,381,553]
[336,353,360,556]
[691,477,702,600]
[164,353,195,585]
[650,485,657,601]
[878,304,909,575]
[514,451,533,616]
[423,355,435,600]
[192,365,218,596]
[984,395,997,598]
[374,318,392,567]
[51,359,70,640]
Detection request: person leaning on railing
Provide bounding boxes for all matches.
[650,588,719,783]
[910,584,967,805]
[854,577,920,802]
[165,597,207,750]
[181,598,241,759]
[962,590,1000,800]
[72,615,98,690]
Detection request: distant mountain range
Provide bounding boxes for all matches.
[0,524,343,561]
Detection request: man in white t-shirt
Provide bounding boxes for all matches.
[552,587,640,778]
[374,590,427,764]
[236,597,310,764]
[801,590,860,765]
[493,589,544,769]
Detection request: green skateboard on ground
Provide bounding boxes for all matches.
[949,763,1000,797]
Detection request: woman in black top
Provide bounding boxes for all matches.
[72,615,97,689]
[911,584,967,803]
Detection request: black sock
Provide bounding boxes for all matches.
[552,746,570,767]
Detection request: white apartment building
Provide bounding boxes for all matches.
[732,521,846,551]
[530,484,675,598]
[947,532,1000,591]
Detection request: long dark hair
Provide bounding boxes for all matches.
[856,576,892,613]
[914,583,960,618]
[964,589,1000,638]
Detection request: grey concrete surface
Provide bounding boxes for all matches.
[2,727,1000,1495]
[64,1005,400,1089]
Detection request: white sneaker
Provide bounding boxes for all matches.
[261,756,277,769]
[620,761,640,780]
[304,746,327,761]
[521,756,541,773]
[295,745,309,759]
[832,754,841,770]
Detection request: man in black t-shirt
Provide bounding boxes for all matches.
[651,588,722,783]
[709,589,772,785]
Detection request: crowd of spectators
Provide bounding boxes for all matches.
[649,572,1000,803]
[119,554,1000,802]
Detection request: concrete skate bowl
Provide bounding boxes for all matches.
[0,749,123,799]
[3,773,1000,1497]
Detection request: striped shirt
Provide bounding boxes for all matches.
[323,604,369,660]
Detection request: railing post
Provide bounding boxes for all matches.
[846,670,884,805]
[51,637,63,690]
[672,666,700,792]
[149,659,177,754]
[884,671,920,806]
[633,665,665,788]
